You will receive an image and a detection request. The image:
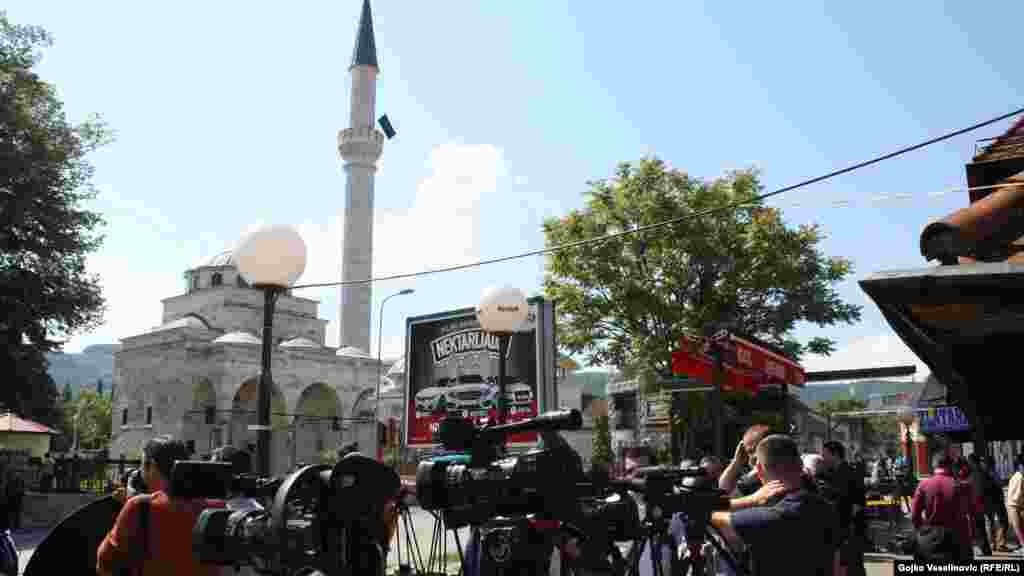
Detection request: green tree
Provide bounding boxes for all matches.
[817,397,899,455]
[63,389,112,450]
[592,414,613,468]
[543,159,861,450]
[0,12,110,428]
[63,380,72,403]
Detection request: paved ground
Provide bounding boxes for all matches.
[14,509,1019,576]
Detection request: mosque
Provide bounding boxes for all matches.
[109,0,396,475]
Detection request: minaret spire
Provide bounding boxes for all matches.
[338,0,384,353]
[351,0,378,69]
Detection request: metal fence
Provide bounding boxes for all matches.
[0,452,142,495]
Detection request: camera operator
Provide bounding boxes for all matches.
[710,435,841,576]
[209,446,262,512]
[97,436,227,576]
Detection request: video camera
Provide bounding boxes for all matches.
[415,409,585,526]
[183,452,400,576]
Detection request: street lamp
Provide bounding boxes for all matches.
[235,225,308,477]
[376,288,415,461]
[476,286,529,425]
[897,405,916,479]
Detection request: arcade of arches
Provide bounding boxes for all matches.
[181,379,347,473]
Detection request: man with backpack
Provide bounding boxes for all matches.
[96,436,226,576]
[910,452,975,562]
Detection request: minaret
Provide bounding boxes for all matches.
[338,0,383,352]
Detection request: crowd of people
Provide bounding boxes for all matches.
[629,425,867,576]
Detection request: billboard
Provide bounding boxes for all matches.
[404,298,556,448]
[919,405,970,434]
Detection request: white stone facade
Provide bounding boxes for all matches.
[111,253,389,476]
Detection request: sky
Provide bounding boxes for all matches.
[7,1,1023,379]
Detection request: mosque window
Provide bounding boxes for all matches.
[211,273,223,287]
[121,409,128,426]
[146,406,153,425]
[191,274,200,292]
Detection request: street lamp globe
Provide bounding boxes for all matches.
[235,225,308,288]
[476,286,529,333]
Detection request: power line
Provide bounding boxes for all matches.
[292,106,1024,290]
[774,182,1017,210]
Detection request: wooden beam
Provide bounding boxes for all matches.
[804,365,916,382]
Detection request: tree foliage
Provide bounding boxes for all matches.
[817,397,899,456]
[61,389,112,450]
[543,158,860,375]
[0,12,110,427]
[544,159,862,455]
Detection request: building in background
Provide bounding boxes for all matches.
[111,2,392,475]
[111,253,384,475]
[0,413,59,459]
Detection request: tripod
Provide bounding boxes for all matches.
[392,491,427,576]
[623,512,745,576]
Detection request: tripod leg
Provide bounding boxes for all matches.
[404,509,425,572]
[453,526,465,576]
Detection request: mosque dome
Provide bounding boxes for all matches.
[151,315,213,333]
[386,356,405,376]
[280,337,321,349]
[191,249,237,270]
[336,346,371,358]
[212,331,261,345]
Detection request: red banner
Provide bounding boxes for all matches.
[671,333,805,393]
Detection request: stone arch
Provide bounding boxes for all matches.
[181,378,217,457]
[351,388,377,420]
[211,272,223,287]
[291,383,343,468]
[229,378,288,473]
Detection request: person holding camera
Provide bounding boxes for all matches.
[710,435,842,576]
[209,446,263,512]
[97,436,226,576]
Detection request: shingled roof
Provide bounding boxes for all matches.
[974,116,1024,163]
[0,413,59,435]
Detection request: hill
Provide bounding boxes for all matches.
[46,344,120,397]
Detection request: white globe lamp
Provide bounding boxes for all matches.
[235,225,308,288]
[477,286,528,424]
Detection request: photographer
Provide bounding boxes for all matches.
[710,435,841,576]
[97,436,226,576]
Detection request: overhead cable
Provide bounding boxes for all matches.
[292,106,1024,290]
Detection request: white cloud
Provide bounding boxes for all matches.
[801,334,930,380]
[292,142,505,347]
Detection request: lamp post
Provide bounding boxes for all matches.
[476,287,529,425]
[376,288,414,462]
[898,405,916,479]
[234,225,308,477]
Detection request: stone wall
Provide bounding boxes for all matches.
[22,492,104,529]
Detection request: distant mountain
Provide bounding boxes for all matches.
[795,379,920,410]
[46,344,120,397]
